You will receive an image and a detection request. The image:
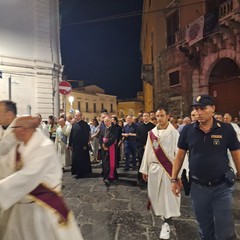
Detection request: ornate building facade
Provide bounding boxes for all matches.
[141,0,240,117]
[0,0,62,119]
[117,91,144,118]
[65,85,117,122]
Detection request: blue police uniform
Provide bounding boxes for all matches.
[178,118,240,240]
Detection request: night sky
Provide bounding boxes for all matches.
[60,0,143,99]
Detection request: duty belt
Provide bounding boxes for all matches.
[191,175,225,187]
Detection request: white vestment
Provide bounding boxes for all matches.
[140,123,184,219]
[228,122,240,173]
[0,130,83,240]
[0,119,18,179]
[90,125,100,161]
[231,122,240,140]
[38,121,50,138]
[55,125,71,168]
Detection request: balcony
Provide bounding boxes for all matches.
[175,0,240,45]
[141,64,154,84]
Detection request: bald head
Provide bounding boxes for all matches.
[15,116,39,129]
[13,116,39,143]
[104,116,112,128]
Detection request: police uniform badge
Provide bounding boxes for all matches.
[211,135,222,145]
[152,139,159,149]
[213,139,220,145]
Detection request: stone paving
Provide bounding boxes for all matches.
[62,163,240,240]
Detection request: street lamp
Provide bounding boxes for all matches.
[68,96,74,115]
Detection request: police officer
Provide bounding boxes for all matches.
[171,94,240,240]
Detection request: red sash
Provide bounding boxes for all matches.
[149,131,172,177]
[30,184,70,224]
[108,144,116,179]
[16,146,69,224]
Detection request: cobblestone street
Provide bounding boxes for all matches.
[63,163,240,240]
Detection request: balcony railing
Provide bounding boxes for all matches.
[175,27,186,44]
[141,64,154,84]
[218,0,240,20]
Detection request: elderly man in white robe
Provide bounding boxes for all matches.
[0,116,83,240]
[55,117,71,170]
[140,107,186,240]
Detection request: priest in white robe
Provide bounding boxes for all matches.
[0,116,84,240]
[55,117,71,170]
[140,108,187,239]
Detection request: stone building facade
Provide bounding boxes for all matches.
[118,91,144,118]
[65,85,117,122]
[141,0,240,118]
[0,0,62,119]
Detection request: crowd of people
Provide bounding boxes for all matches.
[0,95,240,240]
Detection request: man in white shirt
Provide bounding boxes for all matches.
[224,113,240,141]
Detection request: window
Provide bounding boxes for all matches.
[78,101,81,111]
[93,103,96,113]
[169,71,180,86]
[166,10,179,46]
[119,109,125,118]
[151,32,154,63]
[110,103,113,113]
[86,102,89,112]
[101,103,104,110]
[129,108,135,116]
[149,0,151,8]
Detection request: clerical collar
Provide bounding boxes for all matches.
[157,122,169,130]
[2,125,9,130]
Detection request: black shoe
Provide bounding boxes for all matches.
[110,179,117,186]
[104,179,110,187]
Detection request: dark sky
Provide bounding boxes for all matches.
[60,0,143,99]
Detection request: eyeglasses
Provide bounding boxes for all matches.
[12,126,35,129]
